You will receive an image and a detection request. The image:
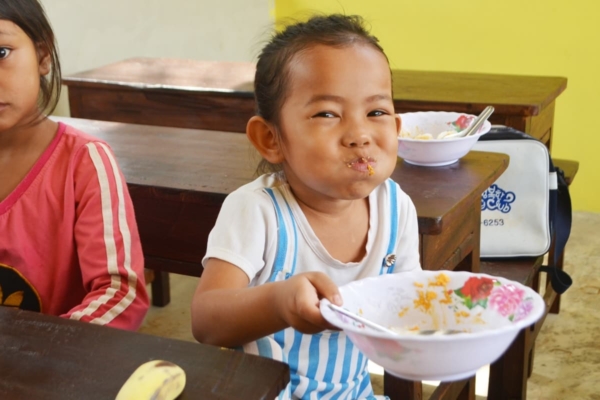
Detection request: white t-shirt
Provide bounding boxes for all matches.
[203,173,421,285]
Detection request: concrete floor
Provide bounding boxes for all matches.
[138,211,600,399]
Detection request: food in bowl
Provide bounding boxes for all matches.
[399,114,476,140]
[397,112,491,166]
[320,270,544,382]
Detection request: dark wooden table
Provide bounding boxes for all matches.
[63,57,566,149]
[53,116,507,278]
[0,307,289,400]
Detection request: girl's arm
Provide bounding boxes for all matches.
[191,258,341,348]
[62,141,149,330]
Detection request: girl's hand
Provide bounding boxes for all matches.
[274,272,343,334]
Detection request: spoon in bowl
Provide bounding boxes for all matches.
[327,303,400,336]
[326,303,462,336]
[443,106,495,139]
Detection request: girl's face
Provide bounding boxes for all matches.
[277,43,400,205]
[0,20,48,133]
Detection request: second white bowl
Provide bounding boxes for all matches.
[397,112,491,167]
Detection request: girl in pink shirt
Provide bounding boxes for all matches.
[0,0,148,330]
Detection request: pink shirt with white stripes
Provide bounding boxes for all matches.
[0,122,149,331]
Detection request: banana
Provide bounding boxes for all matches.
[115,360,186,400]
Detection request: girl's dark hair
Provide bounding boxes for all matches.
[254,14,389,173]
[255,14,387,126]
[0,0,62,115]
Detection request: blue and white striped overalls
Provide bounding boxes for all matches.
[243,180,399,400]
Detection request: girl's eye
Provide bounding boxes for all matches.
[313,111,336,118]
[0,48,11,59]
[368,110,388,117]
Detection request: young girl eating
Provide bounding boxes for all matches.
[0,0,148,330]
[191,14,421,399]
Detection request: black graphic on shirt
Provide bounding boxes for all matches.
[0,263,42,312]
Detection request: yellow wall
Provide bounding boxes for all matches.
[275,0,598,212]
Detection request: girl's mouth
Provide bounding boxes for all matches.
[347,157,376,176]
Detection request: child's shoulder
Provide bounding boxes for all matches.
[231,172,285,195]
[52,122,122,168]
[224,172,286,206]
[58,122,110,150]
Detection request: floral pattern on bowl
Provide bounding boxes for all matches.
[453,275,535,322]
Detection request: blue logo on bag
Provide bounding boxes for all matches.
[481,184,516,213]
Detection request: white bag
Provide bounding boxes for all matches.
[473,126,573,294]
[473,129,557,257]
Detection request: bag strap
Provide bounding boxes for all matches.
[539,166,573,294]
[482,126,573,294]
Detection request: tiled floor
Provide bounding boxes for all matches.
[138,211,600,399]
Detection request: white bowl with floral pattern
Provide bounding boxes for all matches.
[320,270,544,382]
[397,112,492,167]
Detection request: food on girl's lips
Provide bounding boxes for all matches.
[347,157,375,175]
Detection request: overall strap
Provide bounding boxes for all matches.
[380,179,399,275]
[263,187,298,282]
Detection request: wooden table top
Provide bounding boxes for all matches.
[63,58,256,95]
[63,57,567,117]
[0,307,289,400]
[53,117,508,236]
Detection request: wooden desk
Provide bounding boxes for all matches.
[0,307,289,400]
[54,117,507,278]
[63,57,566,149]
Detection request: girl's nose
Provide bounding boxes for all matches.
[348,135,371,147]
[343,130,371,147]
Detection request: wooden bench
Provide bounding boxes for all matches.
[481,158,578,400]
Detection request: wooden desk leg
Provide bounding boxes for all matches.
[151,270,171,307]
[455,201,481,274]
[383,373,421,400]
[488,328,530,400]
[430,377,475,400]
[528,269,542,378]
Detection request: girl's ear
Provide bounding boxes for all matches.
[246,116,285,164]
[36,44,51,76]
[395,113,402,135]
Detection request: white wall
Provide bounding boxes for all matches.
[41,0,274,116]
